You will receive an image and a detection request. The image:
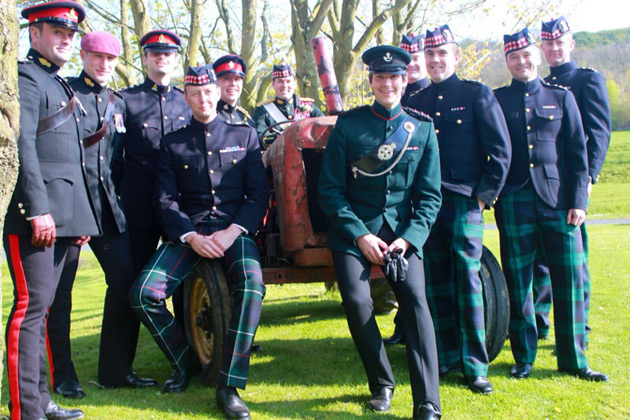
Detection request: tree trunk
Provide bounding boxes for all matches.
[241,0,260,112]
[186,0,203,68]
[0,0,20,400]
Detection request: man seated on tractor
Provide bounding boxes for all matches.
[129,64,269,420]
[252,63,323,147]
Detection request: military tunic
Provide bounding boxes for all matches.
[401,77,430,107]
[318,102,442,413]
[407,73,511,377]
[252,94,323,143]
[217,99,254,126]
[533,61,612,338]
[494,77,590,370]
[129,116,269,389]
[119,77,192,272]
[3,49,99,420]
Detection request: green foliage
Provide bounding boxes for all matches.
[573,27,630,48]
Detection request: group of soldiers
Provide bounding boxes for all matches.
[3,0,611,419]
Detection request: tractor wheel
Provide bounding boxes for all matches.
[183,260,231,386]
[480,245,510,362]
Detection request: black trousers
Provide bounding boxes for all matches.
[46,226,141,387]
[332,246,440,412]
[4,234,73,420]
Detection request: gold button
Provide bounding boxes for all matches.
[161,97,165,101]
[184,164,189,169]
[209,169,214,174]
[528,144,533,149]
[76,117,80,122]
[527,126,531,131]
[98,97,103,103]
[143,123,148,127]
[552,76,557,80]
[207,151,212,155]
[164,116,168,120]
[100,176,104,181]
[549,115,554,120]
[206,132,211,137]
[456,119,462,124]
[435,129,439,134]
[20,209,26,215]
[438,95,443,100]
[435,112,441,117]
[100,155,104,160]
[232,158,237,164]
[530,163,534,168]
[18,203,23,208]
[525,108,530,112]
[100,117,104,121]
[212,206,217,210]
[525,93,529,97]
[61,101,66,106]
[211,190,216,194]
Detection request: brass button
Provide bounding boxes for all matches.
[232,158,237,164]
[435,129,440,134]
[209,169,214,174]
[435,112,441,117]
[20,209,26,215]
[164,116,168,120]
[456,119,462,124]
[184,164,189,169]
[206,132,211,137]
[100,155,104,161]
[552,76,557,80]
[529,163,534,168]
[143,123,148,127]
[100,176,104,181]
[525,93,529,97]
[212,206,217,210]
[528,144,533,149]
[98,97,103,103]
[549,115,554,120]
[527,126,531,131]
[76,117,80,122]
[61,101,66,106]
[207,151,212,155]
[525,108,530,113]
[211,189,216,194]
[18,203,23,208]
[438,95,443,100]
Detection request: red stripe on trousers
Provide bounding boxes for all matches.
[7,234,29,420]
[46,307,56,389]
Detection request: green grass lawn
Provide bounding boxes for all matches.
[2,223,630,419]
[1,131,629,418]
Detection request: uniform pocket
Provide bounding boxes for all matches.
[44,177,74,227]
[534,108,563,142]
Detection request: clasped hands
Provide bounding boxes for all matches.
[186,224,242,258]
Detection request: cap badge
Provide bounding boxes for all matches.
[228,61,235,69]
[559,21,568,32]
[404,121,415,133]
[158,34,166,43]
[67,9,78,21]
[443,28,453,42]
[383,52,393,62]
[377,143,395,161]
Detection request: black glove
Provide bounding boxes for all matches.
[383,248,408,283]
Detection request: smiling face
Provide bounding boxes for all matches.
[30,23,77,67]
[369,73,407,109]
[407,51,427,83]
[184,83,221,123]
[142,50,178,80]
[506,45,541,82]
[540,34,575,67]
[272,75,296,101]
[81,51,118,86]
[217,74,243,106]
[424,43,459,83]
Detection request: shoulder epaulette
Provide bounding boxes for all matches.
[403,107,432,122]
[236,105,252,119]
[18,59,33,65]
[578,66,597,73]
[108,88,124,99]
[337,105,369,118]
[120,83,140,92]
[461,78,484,86]
[541,80,568,91]
[493,84,509,92]
[173,86,184,93]
[256,99,273,107]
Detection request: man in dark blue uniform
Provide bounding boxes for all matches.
[4,2,98,419]
[494,28,607,382]
[400,33,430,107]
[119,30,192,274]
[46,31,157,400]
[383,32,431,345]
[129,65,269,420]
[252,63,323,146]
[213,54,254,126]
[532,16,612,342]
[407,25,511,394]
[319,45,442,420]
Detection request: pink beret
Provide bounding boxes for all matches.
[81,31,121,57]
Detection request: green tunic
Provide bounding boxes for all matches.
[318,101,442,258]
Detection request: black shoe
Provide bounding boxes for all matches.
[368,387,393,412]
[414,402,441,420]
[216,386,251,419]
[45,400,84,420]
[560,367,609,382]
[383,325,405,346]
[54,379,86,399]
[124,372,158,388]
[465,376,493,394]
[162,366,199,393]
[438,361,462,378]
[510,363,533,379]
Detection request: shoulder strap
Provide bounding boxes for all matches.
[83,92,116,148]
[37,96,77,135]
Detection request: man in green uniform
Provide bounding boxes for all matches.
[318,45,442,420]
